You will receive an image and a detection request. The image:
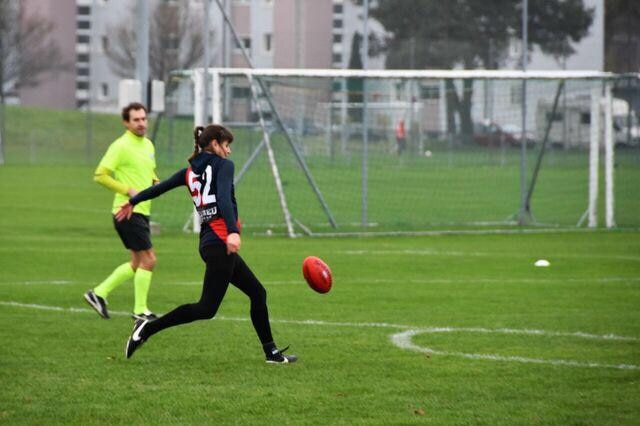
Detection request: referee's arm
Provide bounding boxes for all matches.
[94,165,135,196]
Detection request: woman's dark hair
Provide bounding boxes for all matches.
[189,124,234,160]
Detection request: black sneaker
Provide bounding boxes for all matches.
[131,312,158,321]
[125,319,149,359]
[84,290,110,319]
[265,346,298,364]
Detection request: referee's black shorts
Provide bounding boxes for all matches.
[113,213,152,251]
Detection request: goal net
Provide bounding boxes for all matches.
[154,68,639,236]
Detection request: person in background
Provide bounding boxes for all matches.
[395,118,407,155]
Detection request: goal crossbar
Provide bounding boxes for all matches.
[173,68,618,81]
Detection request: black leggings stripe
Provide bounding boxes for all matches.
[143,245,274,345]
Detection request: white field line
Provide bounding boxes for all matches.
[338,249,640,262]
[1,300,638,370]
[2,300,637,340]
[1,245,639,262]
[1,248,638,263]
[391,329,640,371]
[2,276,639,287]
[1,249,638,263]
[171,277,640,286]
[0,280,76,285]
[310,228,640,238]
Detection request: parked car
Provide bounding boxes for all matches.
[501,124,537,146]
[472,121,517,147]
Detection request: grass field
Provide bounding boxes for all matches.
[1,163,639,425]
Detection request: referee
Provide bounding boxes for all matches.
[84,102,159,321]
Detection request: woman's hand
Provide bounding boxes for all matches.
[226,233,241,254]
[115,202,134,222]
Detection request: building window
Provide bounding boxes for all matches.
[332,53,342,64]
[166,33,179,50]
[77,53,90,63]
[77,34,90,44]
[333,4,343,14]
[77,6,91,15]
[101,83,109,98]
[333,33,342,43]
[333,19,343,29]
[510,84,523,105]
[580,112,591,125]
[232,86,250,98]
[101,36,109,52]
[264,33,272,53]
[77,67,90,76]
[77,81,89,90]
[420,84,440,100]
[235,37,251,52]
[546,111,564,122]
[78,20,91,30]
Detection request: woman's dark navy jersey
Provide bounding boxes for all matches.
[129,152,240,251]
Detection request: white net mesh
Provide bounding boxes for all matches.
[153,69,640,234]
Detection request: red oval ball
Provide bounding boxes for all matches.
[302,256,332,293]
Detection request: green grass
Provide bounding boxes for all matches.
[0,164,639,425]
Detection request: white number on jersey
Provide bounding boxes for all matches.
[187,165,217,207]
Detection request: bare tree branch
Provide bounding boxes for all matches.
[0,0,69,165]
[0,0,69,98]
[105,2,205,92]
[104,23,138,78]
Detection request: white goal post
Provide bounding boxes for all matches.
[178,67,620,235]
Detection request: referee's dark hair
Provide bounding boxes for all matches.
[122,102,148,122]
[189,124,234,160]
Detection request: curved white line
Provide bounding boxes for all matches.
[391,329,639,370]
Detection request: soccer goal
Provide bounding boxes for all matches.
[160,67,636,236]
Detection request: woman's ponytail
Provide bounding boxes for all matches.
[188,126,205,161]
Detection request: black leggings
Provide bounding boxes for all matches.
[142,245,274,346]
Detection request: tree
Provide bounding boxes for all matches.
[605,0,640,73]
[105,1,204,93]
[347,32,364,121]
[0,0,68,165]
[365,0,594,140]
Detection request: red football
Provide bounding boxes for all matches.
[302,256,332,294]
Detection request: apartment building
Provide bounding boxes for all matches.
[18,0,610,113]
[18,0,374,112]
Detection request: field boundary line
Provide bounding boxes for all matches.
[3,276,640,287]
[2,299,638,342]
[308,227,640,238]
[2,300,638,370]
[339,249,640,261]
